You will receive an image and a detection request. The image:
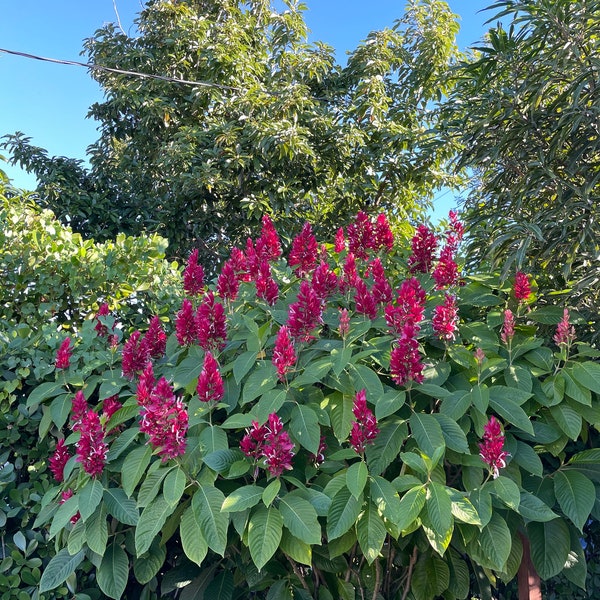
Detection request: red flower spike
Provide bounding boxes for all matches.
[259,215,282,261]
[55,337,72,370]
[311,261,338,303]
[140,377,188,461]
[183,249,205,296]
[262,413,295,477]
[347,211,373,260]
[433,245,459,289]
[229,247,250,282]
[349,389,379,454]
[136,362,155,407]
[217,259,239,302]
[287,280,323,342]
[501,309,515,344]
[334,227,346,253]
[272,326,297,382]
[256,260,279,305]
[354,278,378,320]
[196,292,227,352]
[145,315,167,359]
[339,308,350,339]
[339,252,359,293]
[432,293,459,341]
[240,420,269,460]
[479,416,509,479]
[369,258,393,305]
[408,225,438,274]
[197,351,225,404]
[49,439,70,482]
[554,308,576,347]
[76,410,108,477]
[390,323,424,386]
[71,391,88,432]
[384,278,426,334]
[514,271,532,302]
[374,213,394,252]
[122,330,151,380]
[289,222,318,278]
[176,299,197,347]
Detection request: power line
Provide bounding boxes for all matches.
[0,47,241,92]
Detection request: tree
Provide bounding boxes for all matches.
[3,0,460,266]
[446,0,600,337]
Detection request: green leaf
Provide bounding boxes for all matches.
[346,461,368,500]
[478,512,512,571]
[172,355,203,391]
[332,347,354,377]
[67,517,86,555]
[133,538,166,585]
[50,394,71,429]
[50,495,79,538]
[518,491,558,522]
[327,487,362,540]
[375,390,406,420]
[469,385,489,413]
[122,445,152,498]
[26,381,65,408]
[410,413,445,458]
[137,466,172,508]
[242,362,278,404]
[365,417,407,475]
[397,485,426,531]
[427,482,453,536]
[97,543,128,599]
[554,470,595,531]
[221,413,255,429]
[330,393,354,443]
[469,488,492,528]
[205,571,234,600]
[106,425,139,460]
[490,476,520,511]
[222,485,263,512]
[433,413,469,454]
[192,484,228,556]
[356,503,386,564]
[565,448,600,482]
[571,361,600,394]
[411,554,450,600]
[279,494,321,545]
[349,364,383,400]
[512,441,543,477]
[248,506,283,571]
[103,488,139,526]
[280,530,312,566]
[253,389,287,424]
[447,549,470,599]
[199,424,228,454]
[447,489,481,526]
[460,322,499,352]
[369,476,402,524]
[489,395,534,434]
[262,479,281,508]
[550,404,582,440]
[289,404,320,455]
[164,467,187,506]
[504,365,533,393]
[563,524,588,590]
[79,478,104,522]
[135,495,172,557]
[292,358,333,387]
[489,385,532,406]
[180,506,208,566]
[203,449,244,474]
[39,548,84,593]
[528,519,571,579]
[233,350,258,384]
[85,504,108,556]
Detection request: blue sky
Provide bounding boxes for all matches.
[0,0,491,211]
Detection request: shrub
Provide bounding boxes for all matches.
[10,209,600,599]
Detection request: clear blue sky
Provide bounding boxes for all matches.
[0,0,491,213]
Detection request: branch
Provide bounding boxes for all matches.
[401,546,418,600]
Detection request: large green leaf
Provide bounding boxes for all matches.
[346,461,368,500]
[279,494,321,545]
[26,381,66,408]
[528,519,571,579]
[411,554,450,600]
[427,482,453,536]
[410,413,445,459]
[375,390,406,420]
[329,393,354,443]
[447,489,481,526]
[79,478,104,522]
[164,467,187,506]
[550,404,582,440]
[433,413,469,454]
[571,361,600,394]
[104,488,139,526]
[396,485,426,531]
[222,485,263,512]
[280,530,312,566]
[488,395,534,434]
[192,484,229,556]
[85,504,108,556]
[242,362,278,404]
[327,487,362,540]
[233,350,258,384]
[478,512,512,572]
[490,476,520,511]
[205,571,235,600]
[365,417,407,475]
[97,543,129,599]
[180,506,208,566]
[137,466,173,508]
[135,494,172,557]
[349,364,383,400]
[512,441,543,477]
[518,491,558,522]
[356,503,386,564]
[39,548,85,593]
[133,538,166,585]
[248,506,283,571]
[289,404,320,455]
[554,470,595,531]
[369,475,401,524]
[121,445,152,498]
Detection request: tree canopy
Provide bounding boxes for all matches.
[4,0,460,266]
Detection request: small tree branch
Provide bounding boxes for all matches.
[401,546,418,600]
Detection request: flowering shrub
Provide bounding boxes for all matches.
[23,211,600,599]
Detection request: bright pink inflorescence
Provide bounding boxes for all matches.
[432,245,459,289]
[217,259,240,303]
[479,415,509,479]
[76,410,108,477]
[501,309,515,344]
[289,222,318,278]
[334,227,346,253]
[258,215,282,261]
[196,351,224,404]
[514,271,532,302]
[554,308,576,347]
[369,258,393,305]
[140,377,188,461]
[408,225,438,274]
[55,337,72,370]
[196,292,228,352]
[122,330,150,379]
[390,323,424,386]
[145,316,167,359]
[432,293,459,341]
[176,299,197,347]
[287,280,323,342]
[255,260,279,305]
[49,439,70,482]
[272,326,297,382]
[339,308,350,339]
[384,278,426,334]
[70,390,88,432]
[240,413,295,477]
[354,278,378,320]
[349,389,379,454]
[311,261,338,303]
[183,249,205,296]
[94,302,111,337]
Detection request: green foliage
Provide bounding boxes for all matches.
[446,0,600,340]
[14,208,600,599]
[3,0,460,263]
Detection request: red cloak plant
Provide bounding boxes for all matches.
[287,280,323,342]
[183,248,205,296]
[289,222,318,278]
[514,271,532,302]
[272,326,297,382]
[479,415,509,479]
[408,224,437,274]
[349,389,379,454]
[196,351,224,404]
[76,410,108,477]
[55,337,72,370]
[432,293,459,341]
[49,439,70,482]
[145,315,167,359]
[122,330,150,379]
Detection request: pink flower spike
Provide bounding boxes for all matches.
[272,326,297,382]
[76,410,108,477]
[255,260,279,306]
[286,281,323,342]
[339,252,359,293]
[554,308,576,347]
[145,315,167,359]
[334,227,346,253]
[408,225,438,274]
[384,278,426,334]
[55,338,72,370]
[259,215,282,261]
[196,292,228,352]
[240,420,269,460]
[136,362,155,407]
[94,303,111,337]
[339,308,350,339]
[197,351,224,404]
[349,389,379,454]
[479,416,509,479]
[49,439,70,482]
[354,278,378,320]
[347,211,374,260]
[390,323,424,386]
[183,249,205,296]
[514,272,532,303]
[501,309,515,344]
[122,330,151,380]
[289,222,318,278]
[369,258,393,305]
[217,259,239,302]
[71,391,88,432]
[176,299,197,347]
[432,294,459,341]
[433,245,459,289]
[374,213,394,252]
[311,261,338,302]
